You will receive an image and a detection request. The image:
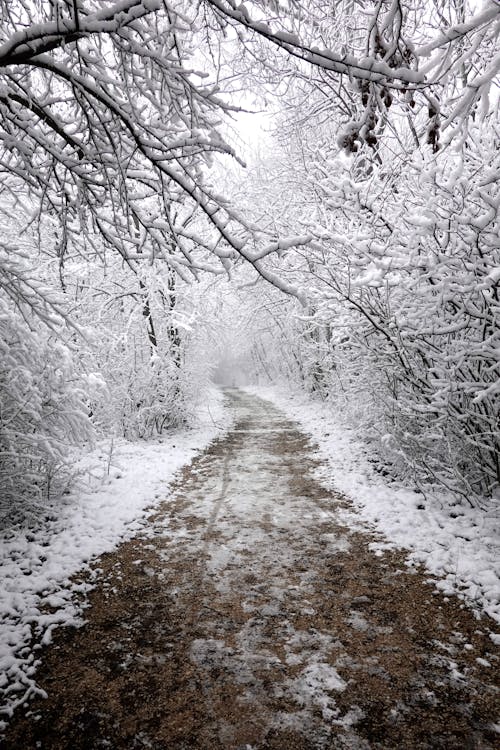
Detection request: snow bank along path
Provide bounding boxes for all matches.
[0,388,232,728]
[246,386,500,629]
[2,388,499,749]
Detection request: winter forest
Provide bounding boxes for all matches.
[1,0,500,746]
[2,0,499,509]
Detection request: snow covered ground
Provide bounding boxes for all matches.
[0,387,233,728]
[246,386,500,631]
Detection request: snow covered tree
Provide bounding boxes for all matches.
[206,0,500,152]
[0,0,316,297]
[1,1,496,281]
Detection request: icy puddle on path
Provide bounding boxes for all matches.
[4,390,500,750]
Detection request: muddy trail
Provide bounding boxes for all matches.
[3,390,499,749]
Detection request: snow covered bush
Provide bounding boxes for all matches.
[0,251,92,517]
[89,345,194,440]
[71,259,215,440]
[315,125,500,502]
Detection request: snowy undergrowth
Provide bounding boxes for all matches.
[246,386,500,631]
[0,387,233,728]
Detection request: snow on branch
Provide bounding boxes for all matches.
[206,0,425,89]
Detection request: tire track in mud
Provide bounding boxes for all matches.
[2,389,499,749]
[204,448,232,545]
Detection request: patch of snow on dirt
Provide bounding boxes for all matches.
[0,387,232,728]
[190,623,345,734]
[285,660,346,719]
[245,386,500,629]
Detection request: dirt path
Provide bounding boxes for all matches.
[3,390,499,749]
